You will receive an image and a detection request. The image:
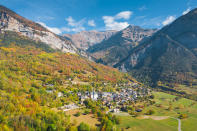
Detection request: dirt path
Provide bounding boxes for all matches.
[171,117,181,131]
[140,115,169,120]
[177,118,181,131]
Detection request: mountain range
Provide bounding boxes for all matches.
[63,30,117,50]
[113,8,197,96]
[0,5,197,98]
[87,25,157,66]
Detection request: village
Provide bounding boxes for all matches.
[59,82,151,113]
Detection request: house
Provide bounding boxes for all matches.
[61,104,79,112]
[46,90,53,93]
[102,92,111,98]
[58,92,63,97]
[113,108,120,113]
[136,109,142,112]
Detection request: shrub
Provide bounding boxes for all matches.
[113,116,121,124]
[146,109,155,115]
[0,115,5,123]
[78,122,90,131]
[149,95,155,99]
[97,111,103,117]
[69,126,77,131]
[75,112,81,117]
[47,124,57,131]
[174,97,181,101]
[84,110,90,115]
[168,105,173,111]
[126,125,131,129]
[179,114,188,119]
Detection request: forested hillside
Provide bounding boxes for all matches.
[0,31,135,130]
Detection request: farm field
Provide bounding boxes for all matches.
[116,92,197,131]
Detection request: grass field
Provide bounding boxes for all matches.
[116,92,197,131]
[117,116,177,131]
[65,109,99,127]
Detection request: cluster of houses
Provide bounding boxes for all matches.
[45,82,151,113]
[77,83,150,112]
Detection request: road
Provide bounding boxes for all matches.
[177,118,181,131]
[171,117,181,131]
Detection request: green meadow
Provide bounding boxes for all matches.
[116,92,197,131]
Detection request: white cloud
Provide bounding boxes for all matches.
[102,11,132,31]
[61,26,85,32]
[66,16,76,27]
[65,16,86,32]
[36,16,54,21]
[138,6,147,11]
[115,11,132,20]
[37,16,88,34]
[182,8,191,15]
[88,20,96,27]
[140,16,163,28]
[162,16,176,26]
[103,16,129,31]
[37,22,62,34]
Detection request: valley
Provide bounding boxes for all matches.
[0,3,196,131]
[55,91,197,131]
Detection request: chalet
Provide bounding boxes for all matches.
[58,92,63,97]
[113,108,120,113]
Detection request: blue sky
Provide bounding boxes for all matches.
[0,0,197,34]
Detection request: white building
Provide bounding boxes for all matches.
[58,92,63,97]
[91,91,98,100]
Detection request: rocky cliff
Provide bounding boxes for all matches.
[63,30,117,50]
[0,5,77,53]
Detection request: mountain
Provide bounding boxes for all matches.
[88,25,157,66]
[115,8,197,94]
[63,30,117,50]
[0,5,138,130]
[0,5,77,53]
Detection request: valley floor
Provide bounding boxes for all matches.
[60,91,197,131]
[115,92,197,131]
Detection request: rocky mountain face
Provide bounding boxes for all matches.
[0,5,77,53]
[63,30,117,50]
[88,25,157,66]
[116,8,197,87]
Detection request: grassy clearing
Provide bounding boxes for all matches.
[65,109,100,127]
